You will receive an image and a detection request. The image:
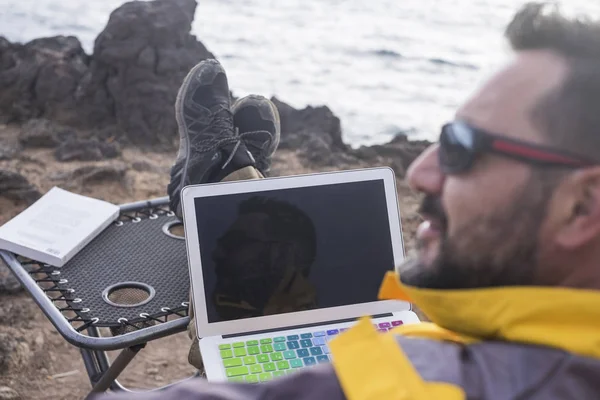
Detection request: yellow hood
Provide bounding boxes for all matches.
[378,271,600,360]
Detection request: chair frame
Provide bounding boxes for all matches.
[0,197,197,398]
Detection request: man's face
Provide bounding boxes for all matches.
[402,50,569,288]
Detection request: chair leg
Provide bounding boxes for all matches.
[88,344,146,394]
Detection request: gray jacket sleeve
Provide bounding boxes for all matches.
[92,364,346,400]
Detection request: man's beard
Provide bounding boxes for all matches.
[401,173,557,289]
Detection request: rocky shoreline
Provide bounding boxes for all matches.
[0,0,429,397]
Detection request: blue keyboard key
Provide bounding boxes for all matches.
[300,339,313,348]
[287,335,299,341]
[300,333,313,339]
[310,347,323,356]
[303,357,316,366]
[287,341,300,350]
[297,349,310,358]
[312,337,326,346]
[327,329,339,336]
[313,331,326,337]
[317,355,329,363]
[323,345,330,354]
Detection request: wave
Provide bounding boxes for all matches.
[428,57,478,70]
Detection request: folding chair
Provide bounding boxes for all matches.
[0,197,199,397]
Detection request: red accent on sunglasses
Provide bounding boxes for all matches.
[491,140,590,167]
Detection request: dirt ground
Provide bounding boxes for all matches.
[0,124,423,399]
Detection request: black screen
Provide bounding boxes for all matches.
[194,180,396,323]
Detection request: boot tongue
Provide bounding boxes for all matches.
[211,141,256,182]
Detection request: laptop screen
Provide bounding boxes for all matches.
[193,179,397,323]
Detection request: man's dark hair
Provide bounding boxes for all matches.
[505,2,600,159]
[238,196,317,274]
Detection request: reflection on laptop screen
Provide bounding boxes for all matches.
[194,179,396,323]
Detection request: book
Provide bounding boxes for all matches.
[0,187,120,267]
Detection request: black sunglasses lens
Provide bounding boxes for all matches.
[439,123,475,173]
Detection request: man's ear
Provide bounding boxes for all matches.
[549,167,600,249]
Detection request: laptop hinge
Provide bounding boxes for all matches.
[222,313,393,339]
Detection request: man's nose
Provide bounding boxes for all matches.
[406,144,445,195]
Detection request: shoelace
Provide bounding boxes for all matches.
[239,129,273,168]
[188,105,239,153]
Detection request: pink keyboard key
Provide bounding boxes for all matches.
[378,322,391,328]
[378,329,388,333]
[391,320,404,326]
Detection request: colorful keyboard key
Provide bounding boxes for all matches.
[270,352,283,361]
[312,337,326,346]
[234,348,247,357]
[290,359,303,368]
[339,328,348,332]
[300,339,313,348]
[261,344,273,353]
[274,336,286,342]
[297,349,309,358]
[263,362,276,372]
[273,371,287,378]
[220,349,233,359]
[310,347,323,356]
[300,333,313,339]
[378,329,388,333]
[287,335,299,340]
[317,355,329,363]
[248,346,260,355]
[219,344,231,350]
[228,376,245,382]
[326,329,339,335]
[303,357,316,366]
[226,366,249,377]
[259,372,273,382]
[243,356,256,365]
[313,331,326,337]
[245,375,259,383]
[287,341,300,350]
[224,358,243,368]
[323,345,330,354]
[250,365,262,374]
[260,338,273,344]
[378,322,391,328]
[283,350,296,359]
[232,342,245,348]
[246,340,259,346]
[276,360,290,370]
[392,320,404,326]
[274,343,287,351]
[257,354,270,363]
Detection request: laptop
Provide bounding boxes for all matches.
[181,167,420,383]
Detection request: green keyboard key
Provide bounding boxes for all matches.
[219,344,232,350]
[283,350,297,359]
[260,338,273,344]
[274,343,287,351]
[276,360,290,370]
[232,342,245,348]
[245,374,259,383]
[290,359,303,368]
[270,352,283,361]
[257,354,270,363]
[243,356,257,365]
[225,366,249,377]
[249,365,262,374]
[246,340,259,346]
[247,346,260,355]
[220,349,233,359]
[260,344,273,353]
[234,348,247,357]
[273,336,286,342]
[259,372,273,382]
[286,370,296,375]
[263,362,276,372]
[223,358,243,368]
[228,376,245,382]
[273,371,286,378]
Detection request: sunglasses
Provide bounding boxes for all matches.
[438,121,597,174]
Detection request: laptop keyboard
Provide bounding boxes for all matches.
[219,320,405,383]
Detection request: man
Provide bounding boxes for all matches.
[100,2,600,399]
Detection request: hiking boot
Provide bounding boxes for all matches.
[232,95,281,175]
[167,59,256,218]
